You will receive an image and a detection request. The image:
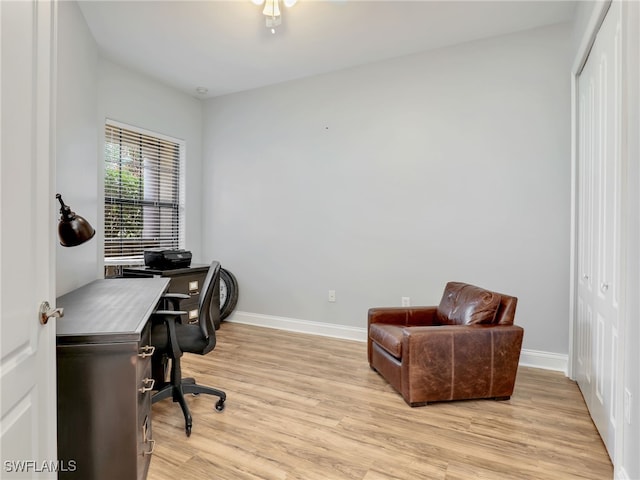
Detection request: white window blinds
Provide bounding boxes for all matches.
[104,123,184,263]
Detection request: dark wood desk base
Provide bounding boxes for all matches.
[56,278,169,480]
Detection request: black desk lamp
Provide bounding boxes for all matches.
[56,194,96,247]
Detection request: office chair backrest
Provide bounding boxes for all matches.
[199,261,221,353]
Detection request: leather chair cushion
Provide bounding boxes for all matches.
[437,282,501,325]
[369,323,404,359]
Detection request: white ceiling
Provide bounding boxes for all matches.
[78,0,578,99]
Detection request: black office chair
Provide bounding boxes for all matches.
[150,260,226,436]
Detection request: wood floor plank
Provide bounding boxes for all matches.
[147,323,612,480]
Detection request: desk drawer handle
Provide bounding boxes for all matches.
[143,439,156,456]
[139,378,155,394]
[138,345,155,358]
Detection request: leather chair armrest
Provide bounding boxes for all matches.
[367,307,439,367]
[368,306,440,328]
[402,324,524,357]
[400,325,524,404]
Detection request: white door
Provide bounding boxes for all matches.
[576,0,622,459]
[0,1,58,477]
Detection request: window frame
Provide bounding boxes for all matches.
[103,119,186,267]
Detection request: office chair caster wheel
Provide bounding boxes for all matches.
[186,424,192,437]
[215,399,225,412]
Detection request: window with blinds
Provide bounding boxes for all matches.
[104,122,184,264]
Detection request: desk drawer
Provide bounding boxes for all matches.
[168,273,205,297]
[137,412,153,479]
[168,274,205,323]
[137,323,154,405]
[57,342,142,480]
[137,325,155,478]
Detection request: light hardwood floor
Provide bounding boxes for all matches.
[147,322,612,480]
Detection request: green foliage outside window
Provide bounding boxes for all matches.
[104,142,143,240]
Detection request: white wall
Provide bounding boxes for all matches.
[570,1,605,56]
[56,3,206,295]
[202,23,572,355]
[56,0,99,296]
[97,59,205,269]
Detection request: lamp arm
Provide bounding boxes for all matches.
[56,193,74,220]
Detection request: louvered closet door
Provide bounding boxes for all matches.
[576,0,622,458]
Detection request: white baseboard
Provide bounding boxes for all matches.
[226,311,368,342]
[614,466,630,480]
[226,311,569,373]
[518,349,568,375]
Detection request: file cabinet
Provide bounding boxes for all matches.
[122,265,211,328]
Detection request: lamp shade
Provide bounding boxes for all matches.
[56,194,95,247]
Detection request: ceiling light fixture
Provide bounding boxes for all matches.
[252,0,297,34]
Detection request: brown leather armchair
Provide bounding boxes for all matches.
[368,282,523,406]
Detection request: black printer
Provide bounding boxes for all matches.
[143,248,192,270]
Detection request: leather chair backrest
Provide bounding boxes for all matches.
[437,281,517,326]
[198,261,221,354]
[495,292,518,325]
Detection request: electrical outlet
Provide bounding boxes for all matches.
[328,290,336,303]
[624,388,632,425]
[401,297,411,307]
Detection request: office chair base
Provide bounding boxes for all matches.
[152,377,226,436]
[182,378,226,412]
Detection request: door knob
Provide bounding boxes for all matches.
[39,301,64,325]
[600,282,609,293]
